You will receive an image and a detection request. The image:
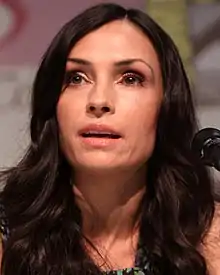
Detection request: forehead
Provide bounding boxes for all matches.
[68,20,160,67]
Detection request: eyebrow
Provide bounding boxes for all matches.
[67,57,154,76]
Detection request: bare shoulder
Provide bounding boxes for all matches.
[202,202,220,275]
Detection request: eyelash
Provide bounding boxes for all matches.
[64,71,89,86]
[64,70,146,87]
[120,71,145,87]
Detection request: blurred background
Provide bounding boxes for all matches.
[0,0,219,189]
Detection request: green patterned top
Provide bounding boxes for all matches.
[104,267,147,274]
[103,246,151,274]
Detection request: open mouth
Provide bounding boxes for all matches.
[81,132,121,139]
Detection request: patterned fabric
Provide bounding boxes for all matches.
[104,267,147,274]
[0,203,9,246]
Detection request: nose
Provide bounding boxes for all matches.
[86,102,115,118]
[86,85,115,118]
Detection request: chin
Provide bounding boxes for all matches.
[72,151,127,172]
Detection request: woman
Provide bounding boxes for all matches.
[0,3,219,275]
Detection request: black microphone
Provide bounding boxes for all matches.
[192,127,220,172]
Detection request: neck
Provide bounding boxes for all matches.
[72,165,146,243]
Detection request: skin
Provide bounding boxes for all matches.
[56,19,163,269]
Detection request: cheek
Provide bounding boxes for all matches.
[56,97,77,165]
[121,91,161,137]
[56,92,84,134]
[56,97,71,137]
[123,100,161,163]
[56,95,79,160]
[133,109,158,148]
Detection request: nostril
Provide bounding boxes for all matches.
[102,106,110,112]
[86,104,112,114]
[89,106,95,111]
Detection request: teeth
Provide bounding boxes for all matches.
[82,131,120,138]
[86,131,112,135]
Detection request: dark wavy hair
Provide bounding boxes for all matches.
[0,3,214,275]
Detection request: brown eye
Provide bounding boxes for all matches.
[71,74,84,84]
[64,71,88,86]
[121,71,145,86]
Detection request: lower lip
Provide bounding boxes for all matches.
[79,136,121,148]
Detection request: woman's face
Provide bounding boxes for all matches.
[57,20,163,172]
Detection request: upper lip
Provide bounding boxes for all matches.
[78,124,122,137]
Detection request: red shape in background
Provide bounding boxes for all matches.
[0,0,27,49]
